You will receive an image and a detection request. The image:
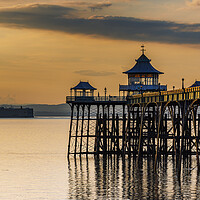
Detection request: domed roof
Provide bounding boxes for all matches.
[71,81,97,90]
[123,53,163,74]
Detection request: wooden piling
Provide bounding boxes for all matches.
[74,105,80,156]
[68,104,74,157]
[86,105,90,154]
[79,105,85,154]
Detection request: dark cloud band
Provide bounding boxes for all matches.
[0,4,200,44]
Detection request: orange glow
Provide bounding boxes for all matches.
[0,27,199,104]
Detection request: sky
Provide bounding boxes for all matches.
[0,0,200,104]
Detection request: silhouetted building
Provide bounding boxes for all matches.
[0,107,33,118]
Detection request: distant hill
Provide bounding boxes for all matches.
[0,104,71,116]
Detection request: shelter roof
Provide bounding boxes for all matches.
[189,81,200,87]
[71,81,97,90]
[123,54,163,74]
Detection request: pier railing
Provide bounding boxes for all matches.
[129,86,200,104]
[66,86,200,104]
[66,96,127,103]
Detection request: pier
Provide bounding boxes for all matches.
[66,47,200,171]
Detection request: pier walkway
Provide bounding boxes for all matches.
[129,86,200,104]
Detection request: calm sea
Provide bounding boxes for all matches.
[0,118,199,200]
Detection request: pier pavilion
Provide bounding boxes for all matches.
[68,81,97,102]
[70,81,96,97]
[119,46,167,96]
[66,46,200,172]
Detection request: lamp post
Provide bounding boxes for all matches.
[104,87,107,101]
[158,83,161,96]
[182,78,184,89]
[140,86,143,94]
[70,88,72,97]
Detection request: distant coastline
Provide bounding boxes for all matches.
[0,104,71,117]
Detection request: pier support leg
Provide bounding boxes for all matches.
[80,105,85,154]
[68,104,74,157]
[74,105,80,156]
[86,105,91,154]
[138,104,145,160]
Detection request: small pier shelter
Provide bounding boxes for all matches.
[119,46,167,96]
[71,81,96,97]
[69,81,97,102]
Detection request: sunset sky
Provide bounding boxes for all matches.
[0,0,200,104]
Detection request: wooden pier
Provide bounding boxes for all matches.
[66,86,200,171]
[66,48,200,173]
[67,49,200,174]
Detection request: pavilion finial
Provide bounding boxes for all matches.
[141,45,146,54]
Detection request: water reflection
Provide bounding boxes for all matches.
[67,156,200,199]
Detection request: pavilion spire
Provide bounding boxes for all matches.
[141,45,146,55]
